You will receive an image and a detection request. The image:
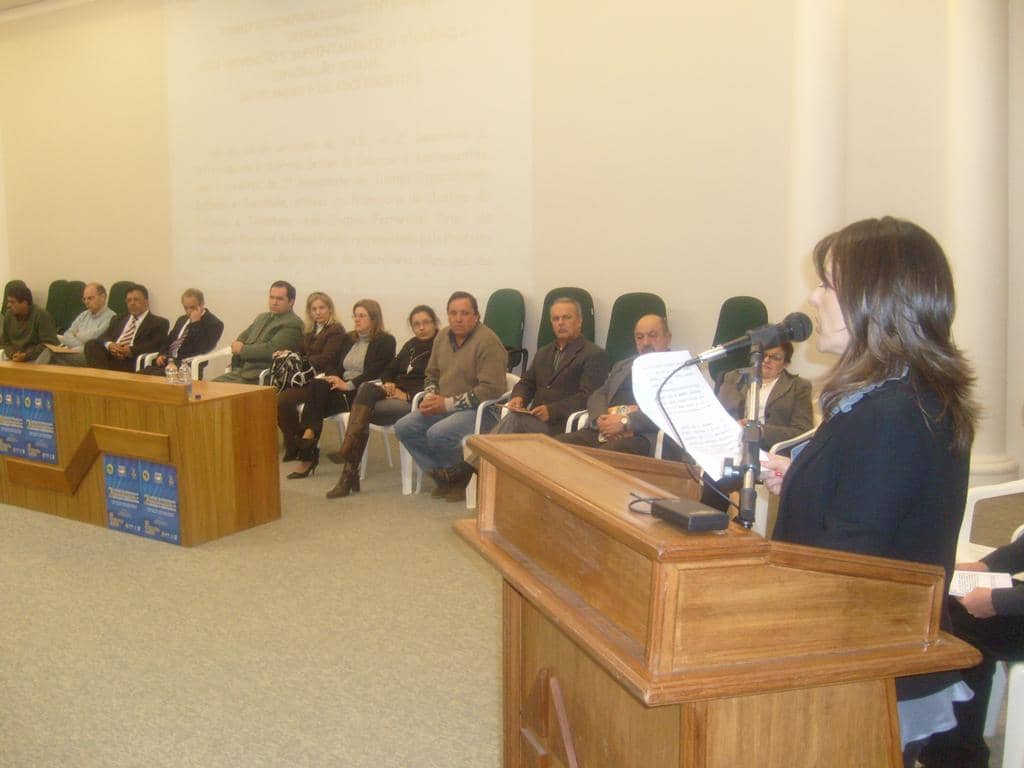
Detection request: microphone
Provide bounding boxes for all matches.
[685,312,813,367]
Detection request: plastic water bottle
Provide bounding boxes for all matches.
[165,360,178,382]
[177,362,192,398]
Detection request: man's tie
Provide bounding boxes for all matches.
[167,321,190,359]
[116,316,138,346]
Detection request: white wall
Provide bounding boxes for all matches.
[1,0,1021,477]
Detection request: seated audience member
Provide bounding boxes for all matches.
[140,288,224,376]
[1,284,58,363]
[716,341,813,449]
[213,280,303,384]
[84,283,169,372]
[493,297,608,436]
[554,314,675,457]
[286,299,396,479]
[394,291,507,501]
[276,292,347,459]
[918,535,1024,767]
[50,282,116,366]
[324,305,439,499]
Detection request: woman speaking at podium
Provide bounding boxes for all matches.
[762,217,977,766]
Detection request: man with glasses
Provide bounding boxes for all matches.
[716,341,813,449]
[49,282,116,367]
[214,281,303,384]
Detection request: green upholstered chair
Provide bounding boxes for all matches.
[536,287,595,350]
[107,280,134,316]
[604,292,668,365]
[46,279,86,333]
[708,295,768,390]
[483,288,528,374]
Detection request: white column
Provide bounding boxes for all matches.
[786,0,846,382]
[946,0,1018,483]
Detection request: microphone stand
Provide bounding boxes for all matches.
[722,344,764,529]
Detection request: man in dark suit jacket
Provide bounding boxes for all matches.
[84,283,170,372]
[140,288,224,376]
[716,341,814,449]
[492,297,609,435]
[554,313,672,457]
[920,534,1024,767]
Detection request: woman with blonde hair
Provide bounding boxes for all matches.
[276,292,347,460]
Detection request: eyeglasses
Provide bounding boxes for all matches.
[763,353,786,363]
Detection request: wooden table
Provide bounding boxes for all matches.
[457,434,980,768]
[0,362,280,546]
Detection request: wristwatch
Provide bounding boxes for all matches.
[619,415,629,426]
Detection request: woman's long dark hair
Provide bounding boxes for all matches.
[813,217,977,453]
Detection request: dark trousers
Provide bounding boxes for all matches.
[297,378,352,438]
[920,593,1024,767]
[83,339,135,372]
[554,426,653,455]
[351,381,413,427]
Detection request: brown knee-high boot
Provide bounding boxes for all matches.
[326,404,373,498]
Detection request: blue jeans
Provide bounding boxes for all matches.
[394,409,481,471]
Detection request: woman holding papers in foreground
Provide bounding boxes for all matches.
[761,217,977,767]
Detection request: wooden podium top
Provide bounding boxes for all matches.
[458,434,980,705]
[0,361,256,404]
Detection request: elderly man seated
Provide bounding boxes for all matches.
[139,288,224,376]
[1,283,58,364]
[49,282,117,367]
[394,291,507,501]
[214,280,303,384]
[554,314,676,457]
[488,297,609,436]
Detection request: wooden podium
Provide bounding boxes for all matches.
[456,434,980,768]
[0,363,280,546]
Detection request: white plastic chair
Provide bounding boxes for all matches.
[185,346,233,381]
[464,373,520,509]
[325,410,395,483]
[957,479,1024,564]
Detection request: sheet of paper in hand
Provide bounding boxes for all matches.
[631,350,742,481]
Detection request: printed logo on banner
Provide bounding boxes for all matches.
[104,453,180,545]
[0,385,57,463]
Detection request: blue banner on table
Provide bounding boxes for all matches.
[104,454,180,545]
[0,385,57,464]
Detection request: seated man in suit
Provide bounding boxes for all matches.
[554,313,674,457]
[919,535,1024,767]
[140,288,224,376]
[394,291,507,501]
[214,280,303,384]
[492,297,609,436]
[1,283,58,364]
[716,341,813,450]
[50,282,117,367]
[84,283,170,372]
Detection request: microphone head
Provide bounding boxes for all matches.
[782,312,813,343]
